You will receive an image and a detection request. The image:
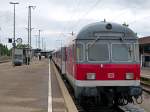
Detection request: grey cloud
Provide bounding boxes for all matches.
[0,0,150,49]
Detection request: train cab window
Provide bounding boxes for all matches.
[76,44,83,61]
[87,43,109,61]
[134,43,140,62]
[112,44,133,62]
[62,48,66,61]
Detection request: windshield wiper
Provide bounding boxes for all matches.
[120,37,132,56]
[88,37,101,49]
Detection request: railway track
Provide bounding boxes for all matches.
[0,60,10,63]
[53,60,146,112]
[141,81,150,94]
[120,104,146,112]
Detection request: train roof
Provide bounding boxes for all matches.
[76,22,137,40]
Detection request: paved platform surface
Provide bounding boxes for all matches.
[0,59,49,112]
[0,58,66,112]
[50,62,66,112]
[141,68,150,79]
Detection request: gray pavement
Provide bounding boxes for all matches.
[141,68,150,79]
[140,68,150,112]
[0,59,49,112]
[50,62,66,112]
[0,58,67,112]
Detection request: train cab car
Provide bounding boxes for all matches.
[54,22,142,106]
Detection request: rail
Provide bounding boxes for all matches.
[141,76,150,94]
[0,60,10,63]
[141,81,150,94]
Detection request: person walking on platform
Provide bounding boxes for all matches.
[38,53,41,61]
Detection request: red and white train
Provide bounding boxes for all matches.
[52,22,142,106]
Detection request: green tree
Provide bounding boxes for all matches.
[0,44,11,56]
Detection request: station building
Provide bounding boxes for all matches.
[139,36,150,67]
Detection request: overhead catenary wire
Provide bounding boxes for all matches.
[64,0,150,38]
[58,0,82,47]
[70,0,102,31]
[63,0,82,35]
[111,8,133,22]
[63,0,102,36]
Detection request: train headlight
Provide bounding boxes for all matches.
[86,73,96,80]
[126,73,134,80]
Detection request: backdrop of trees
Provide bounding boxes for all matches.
[0,43,11,56]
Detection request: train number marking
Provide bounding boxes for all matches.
[108,73,115,78]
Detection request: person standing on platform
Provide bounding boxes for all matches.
[38,53,41,61]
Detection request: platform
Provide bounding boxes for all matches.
[0,58,67,112]
[141,68,150,80]
[49,61,66,112]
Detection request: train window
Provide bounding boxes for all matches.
[76,44,83,61]
[134,43,140,62]
[72,45,75,60]
[87,43,109,61]
[112,44,133,62]
[62,48,66,61]
[67,48,70,62]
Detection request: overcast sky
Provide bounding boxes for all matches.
[0,0,150,50]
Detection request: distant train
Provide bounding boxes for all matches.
[52,21,142,106]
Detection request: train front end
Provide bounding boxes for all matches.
[74,22,142,106]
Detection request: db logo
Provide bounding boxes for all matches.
[108,73,115,78]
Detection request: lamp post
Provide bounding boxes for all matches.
[0,27,1,56]
[9,2,19,65]
[38,29,42,49]
[28,6,35,49]
[27,5,35,65]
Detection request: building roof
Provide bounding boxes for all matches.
[139,36,150,44]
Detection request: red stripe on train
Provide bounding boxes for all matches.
[75,64,140,80]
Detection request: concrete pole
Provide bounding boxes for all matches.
[0,27,1,57]
[27,6,35,64]
[29,7,31,49]
[44,41,46,51]
[27,7,30,65]
[42,37,44,50]
[9,2,19,65]
[38,30,41,49]
[36,36,37,49]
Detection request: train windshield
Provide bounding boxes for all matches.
[76,44,83,61]
[88,43,109,61]
[112,43,133,62]
[134,43,140,62]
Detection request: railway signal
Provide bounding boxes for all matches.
[8,38,12,43]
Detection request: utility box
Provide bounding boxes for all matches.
[14,48,23,66]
